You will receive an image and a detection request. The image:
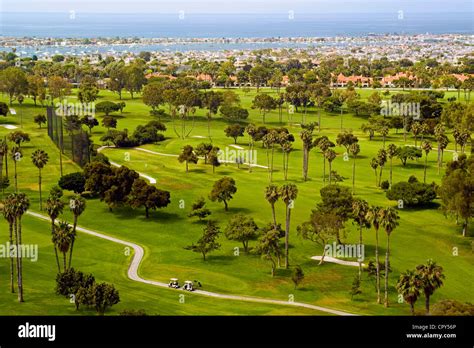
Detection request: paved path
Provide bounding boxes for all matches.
[27,210,356,316]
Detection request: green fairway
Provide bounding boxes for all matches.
[0,86,472,316]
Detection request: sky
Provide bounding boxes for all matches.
[1,0,473,14]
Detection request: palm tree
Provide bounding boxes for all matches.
[380,126,389,148]
[370,158,379,187]
[416,259,445,314]
[2,196,16,293]
[9,146,22,192]
[396,270,421,315]
[0,138,8,194]
[31,150,49,210]
[387,144,398,188]
[10,193,30,302]
[421,141,432,184]
[281,141,292,181]
[377,149,387,187]
[68,195,86,269]
[45,196,65,272]
[379,207,400,307]
[279,184,298,269]
[324,149,336,185]
[348,143,360,194]
[264,184,280,228]
[366,206,382,304]
[317,137,333,185]
[300,130,314,182]
[411,122,421,147]
[53,221,75,272]
[352,199,370,282]
[434,124,449,174]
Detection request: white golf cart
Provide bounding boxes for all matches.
[168,278,180,289]
[182,280,195,292]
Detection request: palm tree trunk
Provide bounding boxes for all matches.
[424,156,428,183]
[38,169,42,210]
[63,252,67,272]
[352,157,356,194]
[375,228,381,304]
[15,219,24,302]
[14,161,17,192]
[425,292,430,314]
[384,234,390,307]
[9,223,15,293]
[328,162,332,185]
[389,159,393,187]
[358,225,362,282]
[285,206,290,269]
[52,221,60,272]
[68,216,78,269]
[271,204,277,228]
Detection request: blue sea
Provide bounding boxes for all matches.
[0,12,472,38]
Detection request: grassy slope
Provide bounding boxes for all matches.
[0,87,471,315]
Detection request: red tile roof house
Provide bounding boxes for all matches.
[144,72,177,80]
[331,73,373,88]
[452,74,473,83]
[380,72,415,88]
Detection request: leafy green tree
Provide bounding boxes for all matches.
[255,227,282,276]
[55,268,95,310]
[209,177,237,211]
[8,131,30,148]
[96,101,120,116]
[292,265,305,289]
[386,178,436,206]
[178,145,198,173]
[252,93,276,124]
[0,67,28,105]
[81,116,99,135]
[128,178,171,218]
[101,115,117,130]
[224,214,259,253]
[188,197,211,221]
[92,282,120,315]
[58,172,86,194]
[397,146,422,166]
[224,124,245,144]
[185,220,221,261]
[34,114,47,129]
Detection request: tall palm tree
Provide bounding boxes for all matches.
[53,221,75,272]
[379,207,400,307]
[45,196,65,272]
[281,141,292,181]
[0,139,8,195]
[9,146,22,192]
[416,259,445,314]
[352,199,370,282]
[31,150,49,210]
[2,196,16,293]
[421,141,432,183]
[387,144,398,188]
[396,270,421,315]
[68,195,86,269]
[348,143,360,194]
[317,137,333,185]
[324,149,336,185]
[411,122,421,147]
[279,184,298,269]
[300,130,314,182]
[264,184,280,228]
[370,158,379,187]
[11,193,30,302]
[366,206,382,304]
[377,149,387,187]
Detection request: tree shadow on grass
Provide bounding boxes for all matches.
[110,206,181,222]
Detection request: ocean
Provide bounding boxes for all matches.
[1,12,472,38]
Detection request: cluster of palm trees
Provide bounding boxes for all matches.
[396,259,445,315]
[264,183,298,269]
[364,205,400,308]
[45,189,86,273]
[1,193,30,302]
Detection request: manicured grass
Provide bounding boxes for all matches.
[0,86,471,315]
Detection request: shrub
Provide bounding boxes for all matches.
[0,102,9,116]
[386,180,436,206]
[58,172,86,194]
[96,101,120,116]
[380,180,390,190]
